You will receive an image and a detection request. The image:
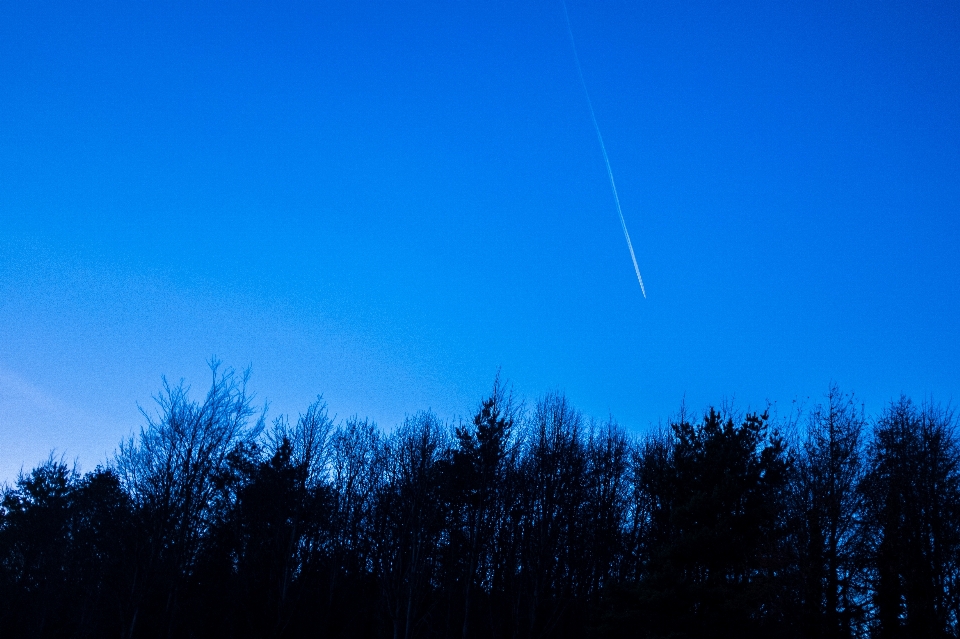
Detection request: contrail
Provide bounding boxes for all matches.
[561,1,647,298]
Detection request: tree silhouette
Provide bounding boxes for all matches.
[3,368,960,638]
[794,386,867,638]
[115,361,264,637]
[439,376,516,639]
[610,408,792,638]
[861,398,960,638]
[374,412,447,639]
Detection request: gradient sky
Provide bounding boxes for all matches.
[1,0,958,481]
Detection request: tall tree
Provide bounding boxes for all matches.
[582,420,632,601]
[795,386,867,638]
[518,393,589,637]
[116,361,264,638]
[374,412,447,639]
[861,398,960,638]
[440,376,516,638]
[0,461,133,638]
[327,416,385,635]
[0,459,80,637]
[614,408,792,639]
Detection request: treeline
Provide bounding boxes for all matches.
[1,365,959,638]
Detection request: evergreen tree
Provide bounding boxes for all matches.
[794,386,867,638]
[609,409,792,638]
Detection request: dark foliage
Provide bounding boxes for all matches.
[2,368,959,638]
[601,409,793,639]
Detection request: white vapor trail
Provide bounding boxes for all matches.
[562,1,647,298]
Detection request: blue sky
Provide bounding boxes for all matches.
[1,0,958,480]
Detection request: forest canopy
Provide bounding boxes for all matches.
[2,363,958,639]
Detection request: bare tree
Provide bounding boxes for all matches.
[328,416,385,617]
[374,412,447,639]
[519,393,588,637]
[268,398,334,488]
[582,419,632,598]
[116,361,264,638]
